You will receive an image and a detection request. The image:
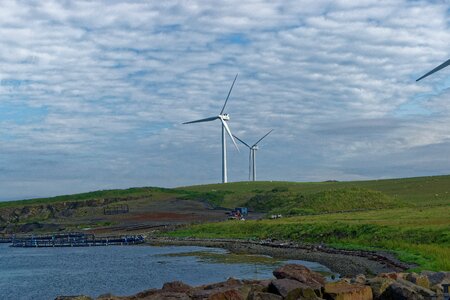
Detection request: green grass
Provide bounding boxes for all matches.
[179,174,450,208]
[245,187,399,216]
[0,187,177,209]
[167,205,450,271]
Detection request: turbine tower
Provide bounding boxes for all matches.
[233,130,273,181]
[183,74,239,183]
[416,59,450,81]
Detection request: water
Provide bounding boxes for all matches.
[0,244,332,300]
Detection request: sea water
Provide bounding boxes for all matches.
[0,243,332,299]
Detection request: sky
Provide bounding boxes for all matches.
[1,0,450,201]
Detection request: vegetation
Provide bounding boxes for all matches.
[0,187,176,209]
[1,174,449,271]
[167,205,450,271]
[245,187,399,216]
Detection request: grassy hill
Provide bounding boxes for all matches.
[1,175,449,271]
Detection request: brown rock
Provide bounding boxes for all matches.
[96,293,124,300]
[247,291,282,300]
[268,279,322,299]
[203,278,242,290]
[273,264,325,288]
[405,273,431,289]
[162,281,193,293]
[366,277,395,300]
[323,281,373,300]
[351,275,366,285]
[378,273,405,280]
[420,271,450,286]
[383,278,436,300]
[55,296,93,300]
[208,289,243,300]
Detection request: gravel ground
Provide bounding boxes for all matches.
[147,237,413,277]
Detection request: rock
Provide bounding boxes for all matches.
[366,277,395,300]
[128,288,159,299]
[208,289,244,300]
[378,272,405,280]
[247,291,282,300]
[421,271,450,286]
[383,278,437,300]
[405,273,431,289]
[203,278,242,290]
[55,296,93,300]
[323,281,373,300]
[351,274,366,285]
[268,279,322,299]
[162,281,192,293]
[96,293,123,300]
[273,264,325,288]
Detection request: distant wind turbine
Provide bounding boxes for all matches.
[183,74,240,183]
[233,130,273,181]
[416,59,450,81]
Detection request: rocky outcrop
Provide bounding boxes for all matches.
[56,265,450,300]
[0,196,139,230]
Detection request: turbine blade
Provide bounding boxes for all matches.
[183,116,219,124]
[220,73,238,114]
[233,134,251,148]
[253,129,274,147]
[416,59,450,82]
[220,118,239,151]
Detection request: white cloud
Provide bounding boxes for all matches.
[0,0,450,200]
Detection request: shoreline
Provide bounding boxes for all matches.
[147,236,413,277]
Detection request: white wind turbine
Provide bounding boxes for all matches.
[183,74,240,183]
[233,130,273,181]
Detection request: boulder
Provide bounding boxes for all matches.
[378,273,405,281]
[420,271,450,286]
[323,281,373,300]
[247,291,282,300]
[208,289,244,300]
[55,296,93,300]
[382,278,437,300]
[273,264,325,288]
[351,275,366,285]
[162,281,192,293]
[366,277,395,300]
[405,273,431,289]
[268,278,322,299]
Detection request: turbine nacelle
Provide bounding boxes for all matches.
[220,114,230,121]
[251,145,259,150]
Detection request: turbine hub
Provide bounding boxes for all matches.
[252,146,259,150]
[220,114,230,121]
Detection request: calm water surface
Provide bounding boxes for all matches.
[0,243,332,300]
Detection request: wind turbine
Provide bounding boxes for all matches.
[416,59,450,81]
[183,74,240,183]
[233,130,273,181]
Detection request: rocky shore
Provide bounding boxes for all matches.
[146,237,412,277]
[56,263,449,300]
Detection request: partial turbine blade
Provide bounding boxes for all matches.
[233,134,251,149]
[253,129,274,147]
[416,59,450,82]
[220,118,239,151]
[183,116,219,124]
[220,73,238,114]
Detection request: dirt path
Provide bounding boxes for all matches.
[147,237,413,277]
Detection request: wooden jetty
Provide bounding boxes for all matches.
[10,232,145,248]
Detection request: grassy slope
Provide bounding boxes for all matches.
[1,175,449,270]
[178,175,450,207]
[173,175,450,271]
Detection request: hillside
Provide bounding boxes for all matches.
[1,175,449,271]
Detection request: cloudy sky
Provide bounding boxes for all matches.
[1,0,450,200]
